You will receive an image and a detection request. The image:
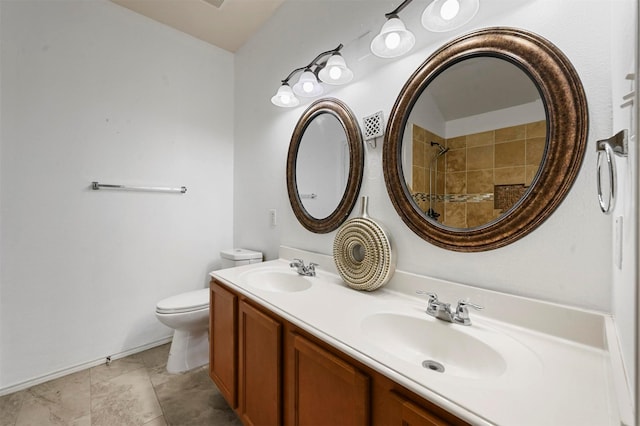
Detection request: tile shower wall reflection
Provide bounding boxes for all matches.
[412,121,546,228]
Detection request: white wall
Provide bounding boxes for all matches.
[445,99,545,138]
[234,0,616,312]
[0,1,234,390]
[0,1,4,385]
[610,0,638,409]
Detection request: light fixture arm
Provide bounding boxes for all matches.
[280,44,344,84]
[309,43,344,67]
[281,66,308,85]
[384,0,415,19]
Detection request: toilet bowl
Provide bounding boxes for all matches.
[155,248,263,373]
[155,288,210,373]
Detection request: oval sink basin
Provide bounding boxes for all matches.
[240,268,314,293]
[361,313,509,379]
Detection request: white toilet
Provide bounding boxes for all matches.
[155,248,263,373]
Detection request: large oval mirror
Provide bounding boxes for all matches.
[287,98,364,233]
[383,28,588,251]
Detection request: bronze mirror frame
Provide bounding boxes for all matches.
[383,27,588,251]
[287,98,364,233]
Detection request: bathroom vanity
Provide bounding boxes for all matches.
[209,248,628,425]
[209,278,465,425]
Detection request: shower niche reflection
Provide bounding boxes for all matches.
[403,57,546,229]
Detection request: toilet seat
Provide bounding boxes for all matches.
[156,288,209,314]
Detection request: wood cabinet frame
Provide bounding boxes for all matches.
[209,279,469,426]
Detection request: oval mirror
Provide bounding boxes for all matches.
[287,98,364,233]
[383,28,588,251]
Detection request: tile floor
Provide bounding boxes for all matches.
[0,344,242,426]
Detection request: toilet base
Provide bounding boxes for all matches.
[166,328,209,373]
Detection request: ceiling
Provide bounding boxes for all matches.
[110,0,286,53]
[428,57,542,121]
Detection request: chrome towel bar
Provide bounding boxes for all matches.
[91,182,187,194]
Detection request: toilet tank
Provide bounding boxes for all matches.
[220,248,263,269]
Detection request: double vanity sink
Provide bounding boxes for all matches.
[241,267,532,382]
[211,248,625,425]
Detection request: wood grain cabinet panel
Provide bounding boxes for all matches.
[209,279,467,426]
[238,300,282,426]
[396,392,450,426]
[209,282,238,407]
[373,387,466,426]
[287,332,369,426]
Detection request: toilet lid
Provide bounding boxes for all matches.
[156,288,209,314]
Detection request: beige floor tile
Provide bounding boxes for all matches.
[147,364,174,390]
[154,366,241,426]
[15,370,91,426]
[141,344,173,389]
[71,414,91,426]
[90,353,146,385]
[4,344,239,426]
[91,367,162,426]
[139,344,170,370]
[0,390,26,426]
[142,415,167,426]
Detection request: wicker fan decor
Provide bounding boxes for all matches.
[333,197,395,291]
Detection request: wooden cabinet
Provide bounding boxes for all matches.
[376,390,459,426]
[209,278,468,426]
[286,332,369,425]
[399,397,448,426]
[238,300,282,426]
[209,282,238,407]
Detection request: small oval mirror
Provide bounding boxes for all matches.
[296,112,348,219]
[287,98,364,233]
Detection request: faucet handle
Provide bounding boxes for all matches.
[457,300,483,311]
[454,300,483,325]
[415,290,438,302]
[290,258,304,266]
[307,262,318,276]
[416,291,442,316]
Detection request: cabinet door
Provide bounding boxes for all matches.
[400,398,447,426]
[209,281,238,407]
[388,391,455,426]
[239,300,282,426]
[287,332,369,426]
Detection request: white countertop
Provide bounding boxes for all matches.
[210,248,628,426]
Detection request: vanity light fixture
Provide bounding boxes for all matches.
[271,83,300,108]
[293,69,324,97]
[370,0,416,58]
[370,0,480,58]
[318,52,354,85]
[271,44,354,108]
[422,0,480,32]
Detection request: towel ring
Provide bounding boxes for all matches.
[596,142,615,214]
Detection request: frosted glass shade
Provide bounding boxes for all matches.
[422,0,480,32]
[370,17,415,59]
[271,84,300,108]
[318,54,354,85]
[292,70,324,97]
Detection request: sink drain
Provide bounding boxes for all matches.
[422,360,445,373]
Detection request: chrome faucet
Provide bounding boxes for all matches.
[289,258,318,277]
[416,291,483,326]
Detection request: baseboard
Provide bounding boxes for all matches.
[0,336,173,397]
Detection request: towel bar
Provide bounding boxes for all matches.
[91,182,187,194]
